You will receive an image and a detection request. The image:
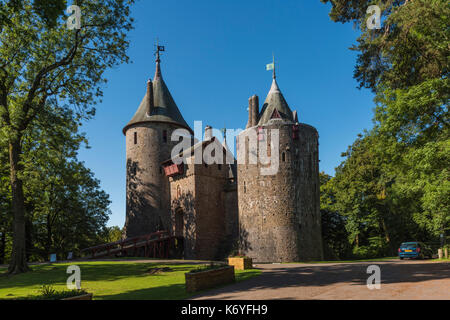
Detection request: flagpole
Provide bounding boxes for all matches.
[272,53,276,79]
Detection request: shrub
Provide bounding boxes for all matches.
[189,262,228,274]
[17,285,89,300]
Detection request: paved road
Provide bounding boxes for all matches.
[191,259,450,300]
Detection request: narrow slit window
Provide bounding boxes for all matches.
[282,152,286,162]
[134,132,137,145]
[163,130,168,143]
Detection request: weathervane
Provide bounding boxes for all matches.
[154,38,165,62]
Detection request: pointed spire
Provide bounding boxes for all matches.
[154,39,164,79]
[269,78,280,94]
[221,127,227,144]
[154,51,162,80]
[257,60,294,126]
[123,42,192,135]
[221,126,235,166]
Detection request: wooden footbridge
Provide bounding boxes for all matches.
[81,231,183,259]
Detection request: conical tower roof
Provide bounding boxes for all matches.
[123,55,192,134]
[257,74,294,126]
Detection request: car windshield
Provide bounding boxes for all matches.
[400,242,418,248]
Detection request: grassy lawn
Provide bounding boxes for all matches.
[0,261,261,300]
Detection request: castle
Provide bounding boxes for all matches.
[123,50,323,262]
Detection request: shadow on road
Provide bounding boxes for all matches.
[190,260,450,299]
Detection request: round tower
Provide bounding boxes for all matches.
[237,71,323,262]
[123,51,193,238]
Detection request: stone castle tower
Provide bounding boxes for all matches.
[123,51,193,238]
[237,68,323,262]
[122,50,323,262]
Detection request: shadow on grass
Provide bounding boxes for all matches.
[1,261,262,300]
[95,269,262,300]
[0,262,202,291]
[95,283,189,300]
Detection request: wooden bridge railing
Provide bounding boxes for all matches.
[81,231,183,259]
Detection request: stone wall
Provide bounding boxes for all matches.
[124,122,188,238]
[168,146,239,260]
[194,161,227,260]
[169,162,197,259]
[185,266,235,293]
[223,183,239,256]
[237,121,323,262]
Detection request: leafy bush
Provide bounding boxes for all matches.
[352,237,390,259]
[189,262,228,274]
[17,285,89,300]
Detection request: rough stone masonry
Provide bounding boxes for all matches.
[122,51,323,262]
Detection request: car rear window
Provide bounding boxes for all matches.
[400,242,418,247]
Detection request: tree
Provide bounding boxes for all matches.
[1,0,66,29]
[101,226,124,244]
[321,0,449,253]
[0,0,135,273]
[22,110,111,260]
[320,172,352,259]
[1,102,113,262]
[321,0,448,91]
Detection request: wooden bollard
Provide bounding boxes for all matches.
[438,248,443,259]
[445,248,448,259]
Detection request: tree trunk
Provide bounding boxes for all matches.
[381,218,390,243]
[8,140,29,274]
[46,213,52,258]
[0,228,5,265]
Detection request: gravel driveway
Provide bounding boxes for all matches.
[190,259,450,300]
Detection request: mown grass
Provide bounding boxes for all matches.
[0,261,261,300]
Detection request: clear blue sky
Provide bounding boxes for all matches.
[77,0,375,228]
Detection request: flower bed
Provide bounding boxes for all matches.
[185,265,235,293]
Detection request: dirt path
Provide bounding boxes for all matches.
[190,259,450,300]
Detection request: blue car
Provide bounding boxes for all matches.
[398,242,433,260]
